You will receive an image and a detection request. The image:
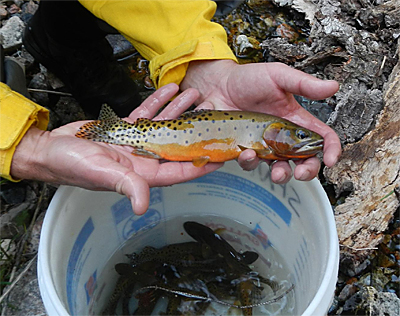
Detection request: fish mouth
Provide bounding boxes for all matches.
[294,139,324,153]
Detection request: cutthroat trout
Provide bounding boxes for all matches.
[76,104,323,167]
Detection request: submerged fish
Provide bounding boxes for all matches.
[76,104,323,167]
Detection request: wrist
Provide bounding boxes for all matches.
[181,59,237,104]
[10,126,48,181]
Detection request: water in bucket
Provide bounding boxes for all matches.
[91,215,296,315]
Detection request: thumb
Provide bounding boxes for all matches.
[113,170,150,215]
[269,63,339,100]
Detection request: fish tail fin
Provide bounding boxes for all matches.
[75,104,120,142]
[75,120,106,141]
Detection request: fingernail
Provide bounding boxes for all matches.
[276,174,286,183]
[246,158,255,163]
[298,171,310,181]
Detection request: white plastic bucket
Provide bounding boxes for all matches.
[38,161,339,316]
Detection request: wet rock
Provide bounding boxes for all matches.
[0,15,24,49]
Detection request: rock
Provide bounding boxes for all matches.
[0,5,8,20]
[0,15,24,49]
[106,34,135,59]
[0,182,26,204]
[0,185,37,239]
[1,257,47,316]
[28,72,50,107]
[0,239,16,265]
[343,286,400,316]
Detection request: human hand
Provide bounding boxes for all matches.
[10,84,222,214]
[181,60,341,183]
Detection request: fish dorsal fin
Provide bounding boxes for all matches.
[99,104,120,122]
[178,109,212,120]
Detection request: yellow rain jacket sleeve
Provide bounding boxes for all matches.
[0,83,49,181]
[79,0,237,88]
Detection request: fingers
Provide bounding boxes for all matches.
[128,83,179,121]
[155,88,200,120]
[237,149,259,171]
[269,63,340,100]
[146,161,223,187]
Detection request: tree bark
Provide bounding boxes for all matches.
[324,42,400,255]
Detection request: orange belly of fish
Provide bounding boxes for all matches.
[136,139,241,165]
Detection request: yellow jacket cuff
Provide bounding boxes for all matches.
[0,83,49,181]
[79,0,238,88]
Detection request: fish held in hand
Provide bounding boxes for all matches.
[76,104,323,167]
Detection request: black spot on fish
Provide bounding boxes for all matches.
[167,123,172,127]
[230,117,234,120]
[208,113,213,116]
[173,127,177,130]
[212,120,215,123]
[185,140,189,144]
[206,128,209,132]
[198,118,202,121]
[252,119,255,122]
[198,133,202,137]
[190,130,193,134]
[139,124,144,129]
[204,117,209,121]
[136,140,140,143]
[173,120,177,123]
[174,135,177,138]
[224,112,229,116]
[218,128,221,131]
[239,114,243,118]
[161,122,165,125]
[178,122,182,125]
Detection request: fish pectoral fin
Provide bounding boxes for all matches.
[238,145,275,159]
[131,147,162,159]
[192,157,210,167]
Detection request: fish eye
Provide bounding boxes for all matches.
[296,129,309,139]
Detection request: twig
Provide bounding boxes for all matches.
[27,88,73,96]
[340,244,378,251]
[0,254,38,305]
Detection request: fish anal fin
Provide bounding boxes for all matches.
[131,147,162,159]
[192,157,210,167]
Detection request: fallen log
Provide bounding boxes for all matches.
[324,42,400,256]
